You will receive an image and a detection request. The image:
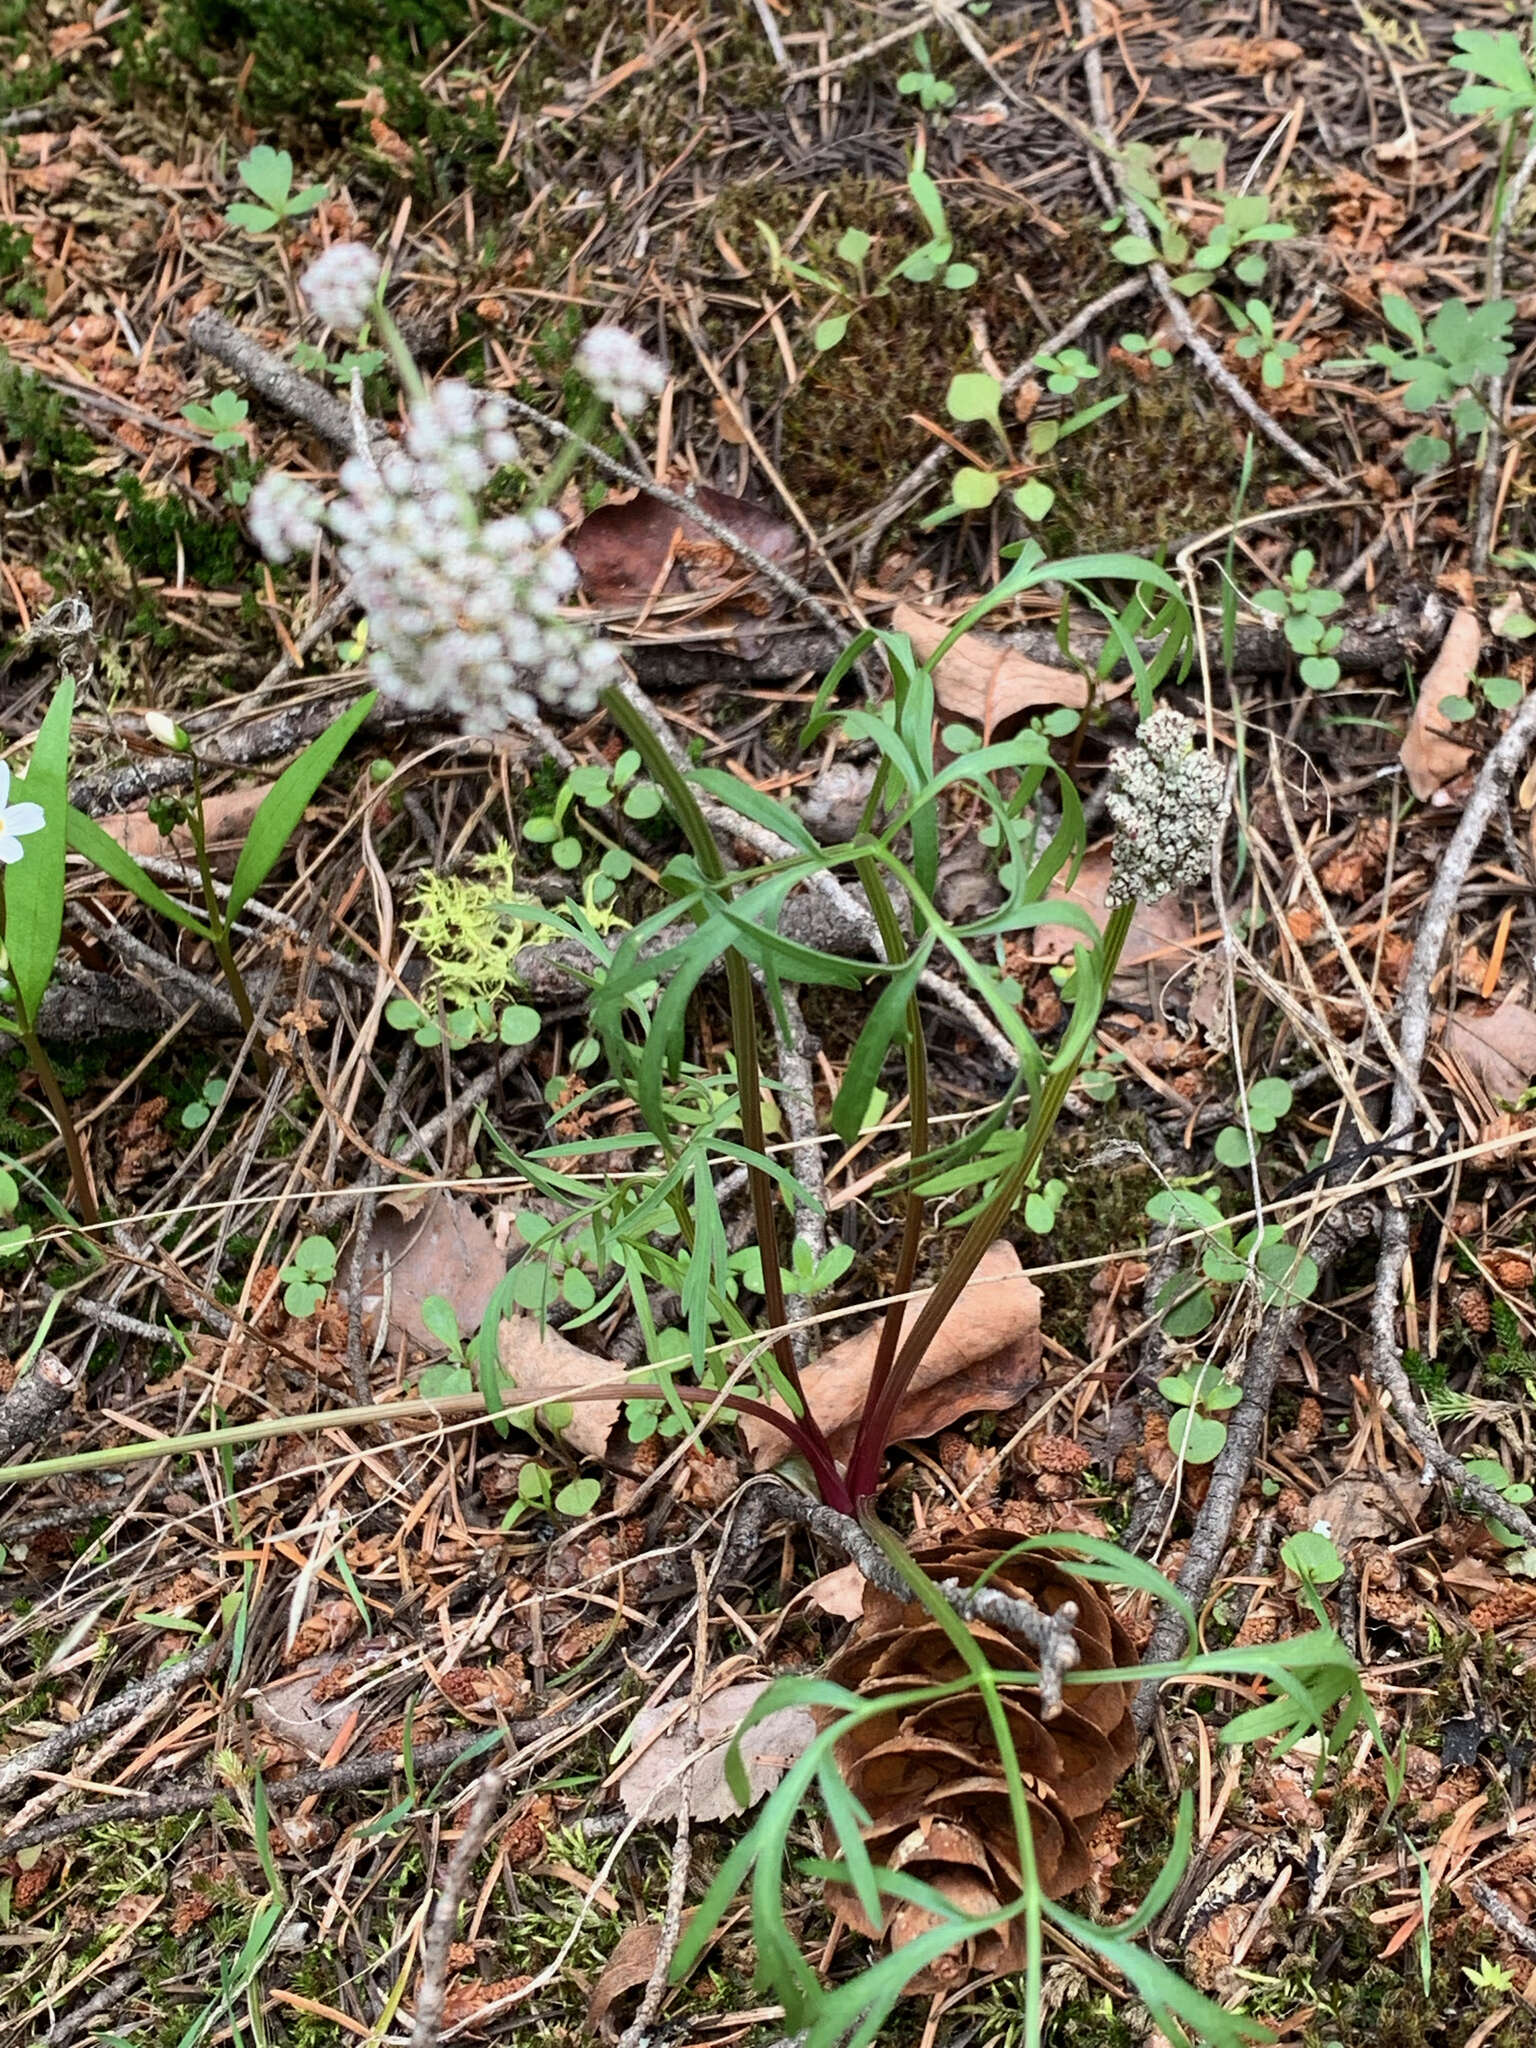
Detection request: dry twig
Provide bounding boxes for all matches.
[409,1765,508,2048]
[760,1485,1081,1717]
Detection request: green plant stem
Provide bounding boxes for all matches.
[856,845,929,1394]
[188,761,269,1084]
[14,1014,98,1228]
[845,898,1135,1505]
[529,393,604,513]
[0,1374,816,1492]
[599,686,816,1425]
[372,301,427,407]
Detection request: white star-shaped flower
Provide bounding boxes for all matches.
[0,763,47,865]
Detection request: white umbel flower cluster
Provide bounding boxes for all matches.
[576,325,666,417]
[246,471,324,562]
[246,377,618,729]
[1105,707,1226,906]
[300,242,382,333]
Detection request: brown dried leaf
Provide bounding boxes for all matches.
[1400,606,1479,800]
[93,786,266,874]
[617,1679,816,1823]
[1445,995,1536,1105]
[572,487,796,608]
[740,1241,1041,1470]
[1031,845,1196,971]
[353,1189,505,1353]
[587,1922,666,2039]
[495,1315,621,1460]
[804,1561,867,1620]
[252,1656,359,1762]
[890,601,1092,729]
[1306,1472,1422,1548]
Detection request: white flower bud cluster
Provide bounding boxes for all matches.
[246,378,618,729]
[1105,707,1226,907]
[246,471,324,562]
[300,242,382,333]
[575,325,666,417]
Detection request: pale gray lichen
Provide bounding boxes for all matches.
[1105,707,1225,906]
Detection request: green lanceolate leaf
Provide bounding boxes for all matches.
[228,693,376,924]
[5,677,72,1026]
[66,807,214,940]
[831,936,934,1142]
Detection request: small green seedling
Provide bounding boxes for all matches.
[897,142,977,290]
[1252,550,1345,690]
[293,339,388,383]
[1148,1183,1320,1337]
[1023,1176,1068,1234]
[1463,1956,1517,1997]
[182,390,251,451]
[182,1076,226,1130]
[759,140,976,356]
[1368,293,1514,471]
[932,365,1120,523]
[1214,1075,1293,1170]
[1034,347,1098,398]
[1280,1528,1345,1588]
[280,1234,337,1316]
[524,750,658,882]
[897,32,955,111]
[1119,331,1173,369]
[1159,1362,1242,1465]
[418,1294,475,1398]
[1224,298,1300,390]
[1109,186,1293,295]
[501,1459,602,1529]
[0,1166,30,1259]
[1463,1456,1534,1548]
[734,1235,855,1300]
[385,994,541,1052]
[225,146,329,235]
[1449,29,1536,122]
[1436,672,1524,723]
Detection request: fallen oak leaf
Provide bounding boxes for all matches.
[890,601,1105,731]
[1400,605,1478,801]
[740,1240,1040,1471]
[614,1679,816,1823]
[494,1313,622,1459]
[586,1920,685,2041]
[92,786,266,874]
[572,485,797,611]
[1444,994,1536,1106]
[353,1189,505,1354]
[1031,844,1198,972]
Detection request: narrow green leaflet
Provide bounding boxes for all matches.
[5,677,73,1026]
[687,765,821,854]
[66,806,214,940]
[831,936,934,1141]
[227,692,376,923]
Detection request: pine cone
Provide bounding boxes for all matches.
[818,1528,1138,1989]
